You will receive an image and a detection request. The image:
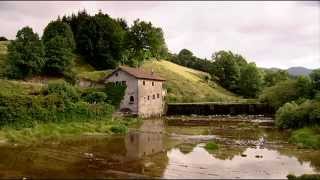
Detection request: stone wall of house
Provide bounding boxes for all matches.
[105,71,138,114]
[137,79,164,117]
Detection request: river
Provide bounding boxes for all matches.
[0,117,319,179]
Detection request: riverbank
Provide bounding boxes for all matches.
[0,117,140,145]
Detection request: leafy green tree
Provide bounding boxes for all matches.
[42,20,75,50]
[0,36,7,41]
[260,79,299,108]
[42,20,75,76]
[263,69,289,87]
[211,50,240,91]
[43,36,74,75]
[295,75,313,99]
[238,63,263,97]
[6,26,45,79]
[126,19,167,67]
[310,68,320,91]
[260,77,313,109]
[177,49,194,66]
[76,12,126,69]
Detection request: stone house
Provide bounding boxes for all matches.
[104,66,166,117]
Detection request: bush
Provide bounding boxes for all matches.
[289,127,320,149]
[110,124,127,134]
[83,91,107,104]
[260,78,313,109]
[275,100,320,129]
[0,93,114,129]
[46,80,80,102]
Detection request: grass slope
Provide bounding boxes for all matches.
[142,60,240,102]
[0,79,43,96]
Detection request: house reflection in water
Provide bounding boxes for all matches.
[125,119,165,160]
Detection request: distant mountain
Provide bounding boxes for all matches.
[287,67,313,76]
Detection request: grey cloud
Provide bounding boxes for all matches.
[0,1,319,69]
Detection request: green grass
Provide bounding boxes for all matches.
[72,55,95,73]
[204,141,219,151]
[0,117,140,144]
[142,60,241,103]
[289,127,320,149]
[0,79,43,96]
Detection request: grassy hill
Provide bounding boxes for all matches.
[142,60,240,102]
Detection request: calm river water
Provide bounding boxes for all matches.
[0,117,319,179]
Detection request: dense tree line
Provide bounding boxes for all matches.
[168,49,263,98]
[62,10,167,69]
[260,68,320,129]
[0,36,8,41]
[6,10,168,80]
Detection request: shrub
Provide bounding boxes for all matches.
[46,80,80,102]
[0,93,114,129]
[289,127,320,149]
[83,91,107,104]
[260,78,313,109]
[110,124,127,134]
[275,100,320,129]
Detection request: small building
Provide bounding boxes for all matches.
[104,66,166,117]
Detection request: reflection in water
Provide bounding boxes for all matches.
[164,145,317,179]
[0,118,319,179]
[125,119,164,160]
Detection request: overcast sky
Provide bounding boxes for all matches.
[0,1,319,69]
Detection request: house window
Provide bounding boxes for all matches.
[157,93,160,98]
[115,72,118,77]
[129,96,134,104]
[121,81,126,86]
[143,81,145,86]
[153,94,155,99]
[152,82,154,86]
[147,96,150,100]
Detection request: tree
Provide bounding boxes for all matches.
[0,36,8,41]
[310,68,320,92]
[211,50,240,91]
[6,26,45,79]
[126,19,167,67]
[43,36,74,75]
[263,69,289,87]
[177,49,194,66]
[259,77,313,109]
[75,12,126,69]
[238,63,263,97]
[42,20,75,75]
[42,20,75,50]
